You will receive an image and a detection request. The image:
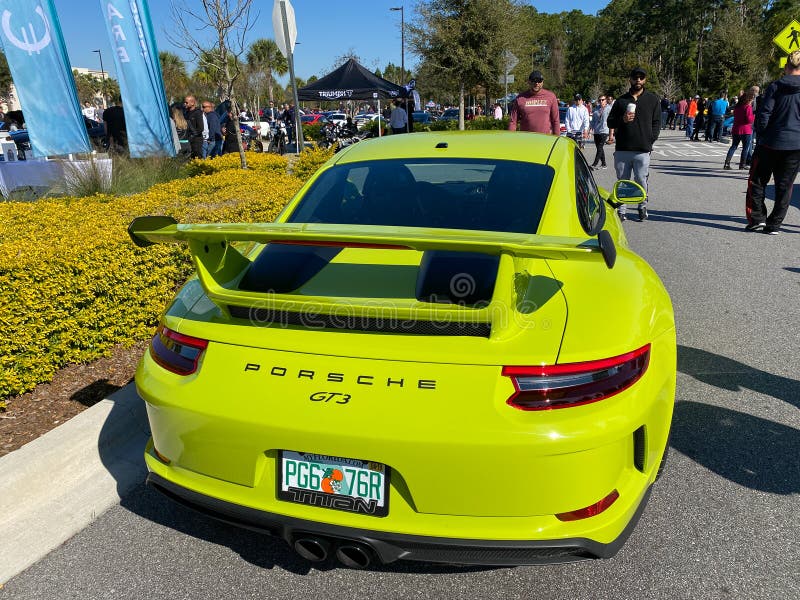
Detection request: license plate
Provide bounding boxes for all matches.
[277,451,389,517]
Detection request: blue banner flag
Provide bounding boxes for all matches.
[0,1,91,157]
[100,0,175,157]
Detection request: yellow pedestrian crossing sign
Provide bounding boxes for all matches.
[773,20,800,54]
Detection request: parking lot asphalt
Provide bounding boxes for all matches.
[1,130,798,599]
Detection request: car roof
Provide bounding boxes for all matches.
[332,131,560,164]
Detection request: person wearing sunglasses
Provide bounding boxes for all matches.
[606,67,661,221]
[507,70,560,135]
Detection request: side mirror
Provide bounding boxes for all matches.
[610,179,647,205]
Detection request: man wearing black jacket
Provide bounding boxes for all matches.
[184,96,204,159]
[744,50,800,235]
[607,67,661,221]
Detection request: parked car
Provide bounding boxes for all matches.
[412,111,434,125]
[327,113,348,127]
[301,114,328,125]
[353,113,373,128]
[129,130,675,569]
[439,108,459,121]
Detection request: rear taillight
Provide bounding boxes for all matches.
[149,324,208,375]
[556,489,619,521]
[502,344,650,410]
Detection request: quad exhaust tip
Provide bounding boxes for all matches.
[335,543,373,569]
[293,537,330,562]
[293,536,374,568]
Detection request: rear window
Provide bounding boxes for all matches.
[287,159,555,234]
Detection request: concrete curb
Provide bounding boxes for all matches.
[0,383,150,584]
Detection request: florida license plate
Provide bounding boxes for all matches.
[278,451,389,517]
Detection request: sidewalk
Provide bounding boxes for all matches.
[0,383,150,584]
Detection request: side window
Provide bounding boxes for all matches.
[574,150,605,235]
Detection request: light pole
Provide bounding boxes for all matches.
[93,49,106,109]
[390,6,406,131]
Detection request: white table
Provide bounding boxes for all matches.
[0,158,112,198]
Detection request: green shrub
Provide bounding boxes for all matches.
[428,119,457,131]
[302,123,324,143]
[364,119,387,137]
[467,116,509,130]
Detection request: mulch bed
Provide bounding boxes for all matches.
[0,340,150,458]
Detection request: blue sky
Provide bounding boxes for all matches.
[54,0,609,82]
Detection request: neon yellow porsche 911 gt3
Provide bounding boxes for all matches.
[130,131,675,568]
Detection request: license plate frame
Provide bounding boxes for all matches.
[277,451,389,517]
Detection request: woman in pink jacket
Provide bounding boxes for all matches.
[724,91,756,170]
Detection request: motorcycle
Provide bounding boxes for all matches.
[267,120,289,154]
[239,123,263,152]
[320,122,367,153]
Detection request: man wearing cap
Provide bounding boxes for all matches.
[565,94,590,148]
[606,67,661,221]
[508,70,560,135]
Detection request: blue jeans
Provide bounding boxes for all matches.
[725,133,752,166]
[203,138,223,158]
[708,115,724,141]
[685,117,694,138]
[614,150,651,215]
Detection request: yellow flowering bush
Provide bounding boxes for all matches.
[184,151,289,177]
[292,145,335,181]
[0,161,312,405]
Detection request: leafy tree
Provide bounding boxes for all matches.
[704,6,766,95]
[159,51,190,103]
[409,0,514,129]
[246,38,288,103]
[73,70,97,104]
[72,70,119,108]
[0,52,11,101]
[380,62,412,85]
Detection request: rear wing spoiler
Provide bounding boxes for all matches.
[129,216,614,263]
[128,216,617,321]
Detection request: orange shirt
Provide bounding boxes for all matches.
[687,100,698,118]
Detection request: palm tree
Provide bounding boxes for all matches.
[246,39,288,103]
[159,51,189,103]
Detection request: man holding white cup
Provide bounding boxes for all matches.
[606,67,661,221]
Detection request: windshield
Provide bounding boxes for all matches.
[287,159,555,234]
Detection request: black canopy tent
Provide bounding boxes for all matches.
[297,59,406,102]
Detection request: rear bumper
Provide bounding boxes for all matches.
[147,471,652,566]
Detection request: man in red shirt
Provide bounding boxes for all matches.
[508,70,560,135]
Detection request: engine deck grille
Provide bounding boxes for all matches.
[228,306,492,337]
